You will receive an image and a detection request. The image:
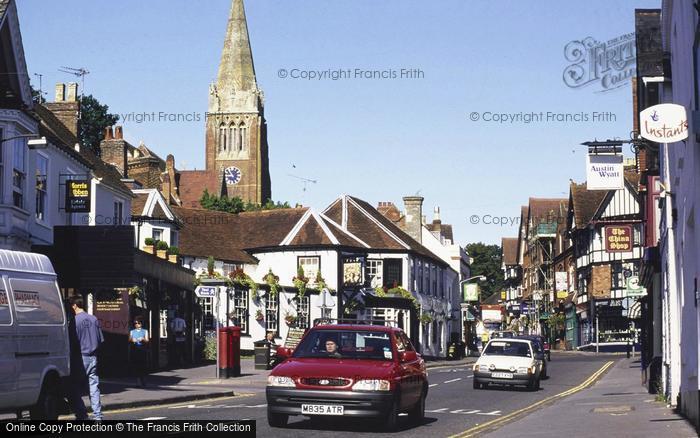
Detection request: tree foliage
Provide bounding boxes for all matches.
[465,242,505,300]
[199,189,291,214]
[78,95,119,156]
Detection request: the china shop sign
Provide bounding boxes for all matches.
[605,226,633,253]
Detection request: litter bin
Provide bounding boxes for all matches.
[254,340,271,370]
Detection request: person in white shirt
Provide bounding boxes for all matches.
[169,313,187,367]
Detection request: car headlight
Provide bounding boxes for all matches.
[479,364,489,372]
[267,375,295,387]
[517,367,529,374]
[352,379,391,391]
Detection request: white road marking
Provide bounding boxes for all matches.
[464,410,480,414]
[478,410,502,416]
[167,403,264,410]
[141,416,167,420]
[248,404,267,408]
[426,408,449,413]
[450,409,465,414]
[444,378,462,383]
[429,384,439,387]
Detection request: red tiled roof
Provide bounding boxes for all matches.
[178,171,222,208]
[501,237,518,265]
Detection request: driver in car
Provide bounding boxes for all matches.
[324,338,341,357]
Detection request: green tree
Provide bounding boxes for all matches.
[79,95,119,156]
[199,190,291,214]
[465,242,505,300]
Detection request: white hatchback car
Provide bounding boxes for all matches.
[473,338,542,391]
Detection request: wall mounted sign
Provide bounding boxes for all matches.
[586,154,623,190]
[639,103,689,143]
[65,180,91,212]
[605,225,633,252]
[625,276,647,297]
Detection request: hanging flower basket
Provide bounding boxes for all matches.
[255,309,265,322]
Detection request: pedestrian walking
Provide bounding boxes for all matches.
[129,317,150,387]
[169,312,187,367]
[68,295,104,421]
[265,331,278,368]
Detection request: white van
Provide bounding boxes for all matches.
[0,249,69,419]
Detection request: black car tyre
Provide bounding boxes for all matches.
[384,398,400,432]
[542,364,548,379]
[473,380,482,390]
[267,410,288,428]
[547,352,551,361]
[30,381,60,420]
[409,388,426,424]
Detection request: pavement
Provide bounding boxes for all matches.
[483,357,698,438]
[69,355,476,415]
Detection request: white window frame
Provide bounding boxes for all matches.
[366,259,384,288]
[298,256,320,286]
[233,288,248,334]
[35,153,48,222]
[12,140,26,209]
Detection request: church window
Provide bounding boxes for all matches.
[238,121,246,151]
[219,123,227,151]
[229,122,236,152]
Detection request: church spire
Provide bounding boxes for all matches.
[217,0,257,94]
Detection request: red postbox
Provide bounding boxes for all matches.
[227,326,241,377]
[218,327,230,377]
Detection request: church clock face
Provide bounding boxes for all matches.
[224,166,242,185]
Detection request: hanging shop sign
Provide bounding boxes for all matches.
[605,225,633,252]
[65,179,91,212]
[625,276,648,297]
[195,286,218,298]
[586,154,624,190]
[639,103,689,143]
[463,283,480,302]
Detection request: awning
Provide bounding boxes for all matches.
[628,299,642,320]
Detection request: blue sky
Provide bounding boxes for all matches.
[17,0,659,245]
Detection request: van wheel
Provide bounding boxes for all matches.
[267,410,288,428]
[30,381,60,420]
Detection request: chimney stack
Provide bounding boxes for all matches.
[403,196,424,244]
[114,125,123,139]
[44,83,80,137]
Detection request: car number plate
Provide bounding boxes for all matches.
[301,404,344,415]
[492,372,514,379]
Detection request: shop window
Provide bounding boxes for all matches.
[265,294,279,335]
[12,141,25,209]
[298,256,320,285]
[232,288,248,334]
[366,259,383,288]
[296,295,311,329]
[35,154,48,221]
[384,258,402,288]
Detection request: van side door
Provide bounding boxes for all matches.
[0,277,16,409]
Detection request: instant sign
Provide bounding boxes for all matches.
[605,226,633,252]
[639,103,689,143]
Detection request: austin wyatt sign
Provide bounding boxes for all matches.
[65,180,91,212]
[586,154,623,190]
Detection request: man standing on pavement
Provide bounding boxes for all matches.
[170,312,187,367]
[69,295,104,421]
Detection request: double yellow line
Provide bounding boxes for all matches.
[449,360,615,438]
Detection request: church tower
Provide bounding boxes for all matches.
[205,0,271,204]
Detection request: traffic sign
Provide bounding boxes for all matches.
[195,285,218,298]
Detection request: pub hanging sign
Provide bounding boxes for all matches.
[65,180,91,212]
[604,225,633,253]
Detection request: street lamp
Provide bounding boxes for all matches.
[1,134,48,149]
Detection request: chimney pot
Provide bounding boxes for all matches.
[114,125,124,139]
[104,127,114,140]
[55,83,65,102]
[66,82,78,102]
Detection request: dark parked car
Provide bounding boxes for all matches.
[518,335,548,378]
[266,322,428,431]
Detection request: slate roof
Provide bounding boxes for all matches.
[501,237,518,266]
[131,192,149,216]
[569,182,608,230]
[427,221,454,242]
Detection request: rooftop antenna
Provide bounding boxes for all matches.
[33,73,45,103]
[58,66,90,99]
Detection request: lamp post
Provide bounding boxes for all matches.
[459,275,487,356]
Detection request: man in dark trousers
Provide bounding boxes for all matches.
[68,295,104,421]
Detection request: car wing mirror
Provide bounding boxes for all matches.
[276,346,293,359]
[400,350,418,362]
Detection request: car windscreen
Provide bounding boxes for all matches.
[293,330,394,361]
[483,341,532,358]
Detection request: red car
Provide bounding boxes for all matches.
[266,322,428,431]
